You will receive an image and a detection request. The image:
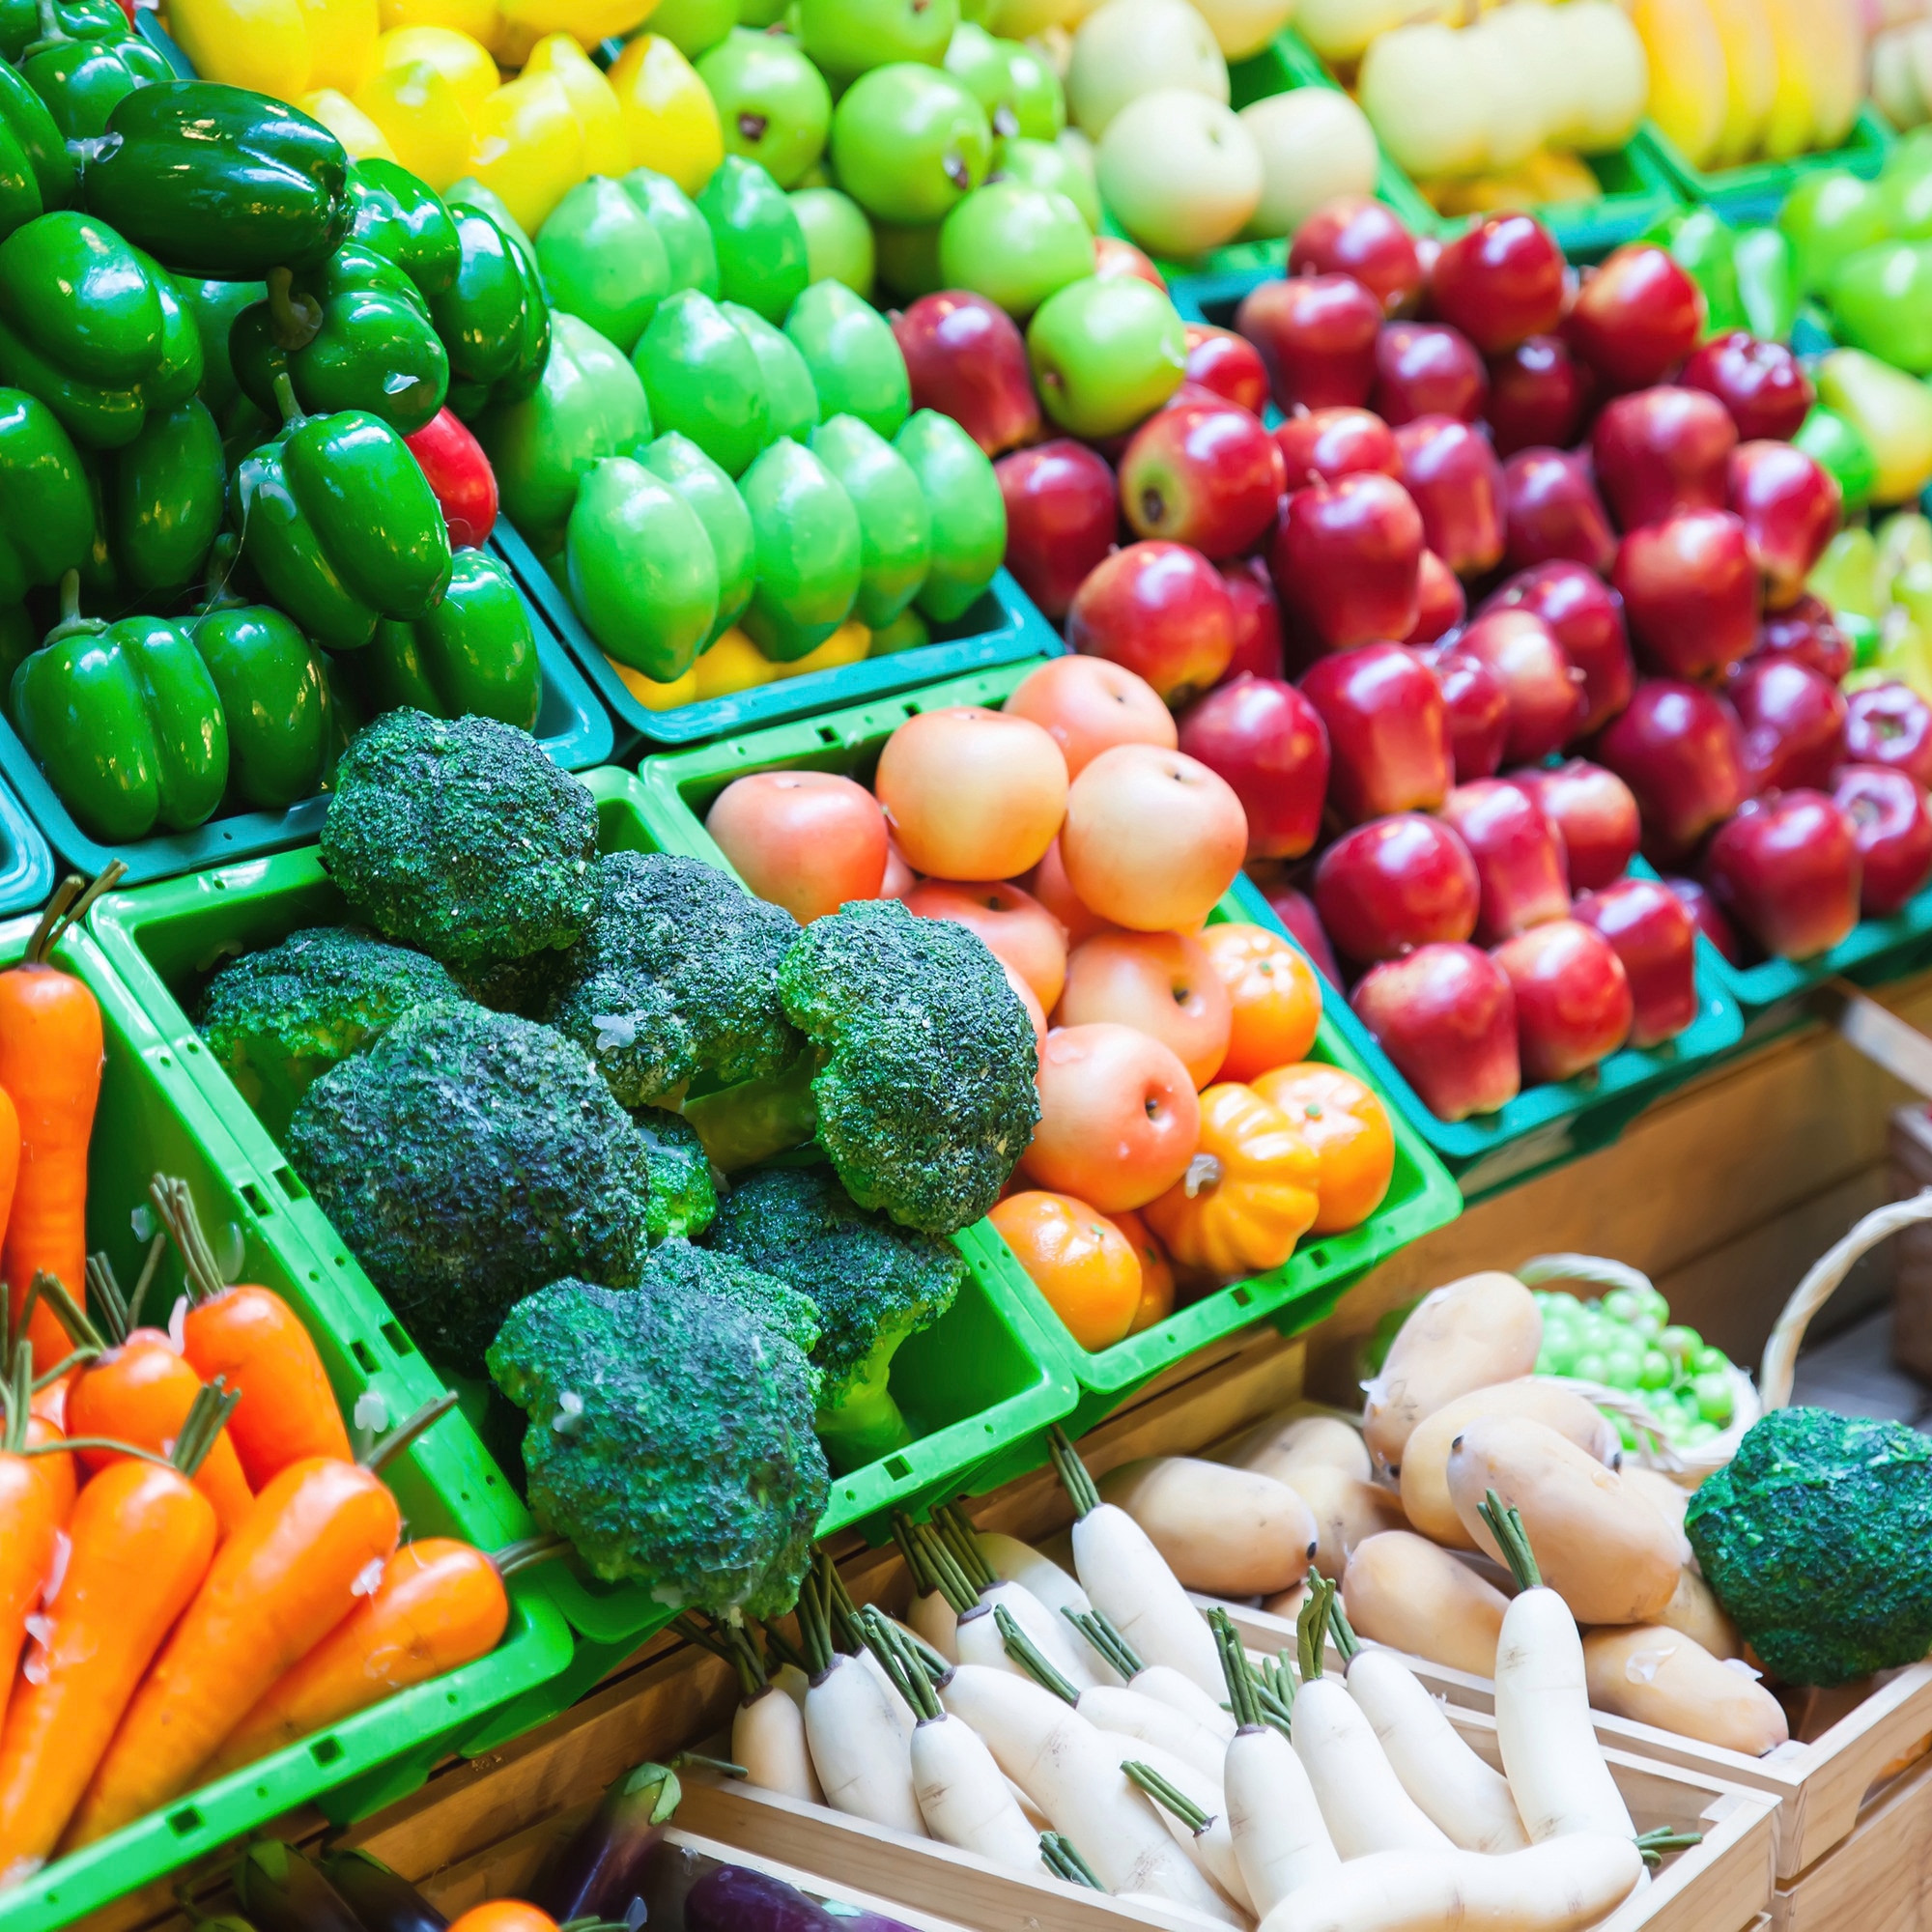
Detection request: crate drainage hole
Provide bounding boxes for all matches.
[351,1340,379,1374]
[817,726,839,745]
[1309,1248,1329,1267]
[1232,1286,1252,1308]
[168,1806,203,1837]
[240,1182,268,1215]
[884,1455,912,1480]
[381,1321,414,1356]
[274,1165,305,1200]
[310,1735,343,1766]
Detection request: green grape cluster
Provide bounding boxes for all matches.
[1532,1285,1738,1450]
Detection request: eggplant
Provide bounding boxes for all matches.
[535,1761,683,1922]
[233,1843,363,1932]
[316,1849,446,1932]
[683,1865,921,1932]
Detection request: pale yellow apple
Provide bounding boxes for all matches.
[1097,87,1262,254]
[1360,21,1491,178]
[1189,0,1296,62]
[1066,0,1228,138]
[1238,89,1378,238]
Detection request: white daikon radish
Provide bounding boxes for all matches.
[675,1612,823,1804]
[908,1588,958,1662]
[979,1529,1094,1622]
[1119,1746,1253,1912]
[1101,1455,1320,1596]
[1067,1605,1238,1745]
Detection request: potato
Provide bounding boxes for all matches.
[1656,1565,1742,1661]
[1583,1627,1789,1756]
[1286,1463,1408,1579]
[1362,1272,1542,1472]
[1341,1530,1510,1679]
[1400,1380,1619,1548]
[1446,1416,1683,1626]
[1228,1412,1372,1486]
[1620,1464,1690,1534]
[1100,1455,1319,1595]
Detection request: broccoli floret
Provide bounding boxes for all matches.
[638,1236,821,1374]
[708,1164,966,1469]
[455,950,564,1020]
[321,709,598,972]
[634,1107,719,1243]
[1686,1406,1932,1685]
[193,926,467,1135]
[286,1003,653,1373]
[487,1274,829,1616]
[777,899,1038,1236]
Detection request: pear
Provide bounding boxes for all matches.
[784,279,912,436]
[1359,23,1490,179]
[1808,526,1884,621]
[737,438,863,658]
[641,431,757,637]
[1293,0,1434,65]
[895,407,1006,622]
[1817,349,1932,507]
[1703,0,1777,164]
[1239,91,1378,241]
[724,301,820,441]
[1872,26,1930,137]
[621,168,722,297]
[1098,91,1261,258]
[1191,0,1293,60]
[1066,0,1226,139]
[1630,0,1727,168]
[1557,1,1649,153]
[566,457,720,680]
[633,288,772,476]
[810,413,932,627]
[1879,512,1932,597]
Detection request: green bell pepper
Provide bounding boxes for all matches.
[0,61,74,242]
[76,81,349,280]
[0,384,91,606]
[1663,209,1746,338]
[0,0,126,61]
[19,0,171,143]
[0,212,201,449]
[177,273,265,416]
[90,394,225,600]
[230,372,452,650]
[12,568,229,839]
[1733,226,1799,345]
[347,158,459,298]
[429,203,550,423]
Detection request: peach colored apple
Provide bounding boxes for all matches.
[1057,930,1233,1088]
[1024,837,1120,948]
[705,770,888,922]
[875,705,1068,881]
[1022,1021,1202,1211]
[880,836,917,899]
[1002,961,1047,1049]
[906,878,1070,1009]
[1005,655,1179,778]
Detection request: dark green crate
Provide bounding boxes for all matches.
[1645,104,1894,225]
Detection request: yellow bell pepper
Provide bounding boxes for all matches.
[169,0,376,99]
[607,33,722,193]
[299,87,400,159]
[523,32,629,176]
[375,24,499,117]
[468,71,587,235]
[301,0,381,92]
[694,628,780,699]
[771,620,869,678]
[491,0,657,58]
[380,0,496,39]
[355,58,474,188]
[607,656,700,710]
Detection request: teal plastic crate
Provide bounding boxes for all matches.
[496,520,1065,757]
[0,777,52,919]
[636,661,1463,1439]
[1645,104,1894,225]
[0,917,570,1932]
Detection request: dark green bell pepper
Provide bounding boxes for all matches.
[19,0,171,143]
[0,385,91,609]
[0,61,74,242]
[230,372,452,650]
[348,158,459,298]
[429,204,550,423]
[178,273,264,416]
[0,0,126,61]
[90,394,224,600]
[13,568,229,839]
[76,81,349,280]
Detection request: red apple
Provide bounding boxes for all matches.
[1264,882,1344,984]
[1426,645,1509,781]
[1119,398,1282,558]
[1094,235,1166,288]
[1492,918,1634,1082]
[1236,273,1381,413]
[1595,678,1748,859]
[1219,557,1284,680]
[1352,942,1521,1119]
[1394,415,1505,580]
[1487,334,1593,457]
[1728,440,1842,609]
[1314,812,1480,962]
[1704,790,1861,958]
[1177,675,1330,860]
[1566,244,1706,390]
[1517,758,1640,891]
[1571,876,1700,1046]
[1454,608,1583,763]
[1484,561,1634,735]
[1268,471,1424,651]
[1500,447,1617,576]
[1833,764,1932,915]
[1430,213,1566,354]
[1727,654,1847,793]
[893,291,1041,455]
[1437,778,1570,944]
[1066,541,1235,704]
[1289,198,1423,312]
[1662,873,1744,964]
[1273,406,1400,488]
[1371,321,1488,425]
[1845,682,1932,788]
[1613,510,1760,681]
[1680,331,1814,442]
[996,440,1119,620]
[1758,594,1853,683]
[1183,323,1269,415]
[1299,640,1454,822]
[1590,386,1738,532]
[1406,549,1466,645]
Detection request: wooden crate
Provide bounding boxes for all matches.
[1769,1747,1932,1930]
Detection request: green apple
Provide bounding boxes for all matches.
[944,22,1065,139]
[791,185,875,293]
[1830,242,1932,375]
[1066,0,1228,139]
[830,64,992,223]
[873,219,946,298]
[1815,350,1932,507]
[938,182,1092,316]
[1794,406,1878,518]
[697,29,833,187]
[1878,510,1932,596]
[1778,170,1888,297]
[993,135,1098,230]
[1026,272,1185,439]
[1096,88,1261,259]
[797,0,958,79]
[645,0,739,59]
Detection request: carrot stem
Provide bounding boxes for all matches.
[360,1392,457,1472]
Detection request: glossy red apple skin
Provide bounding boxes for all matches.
[1289,198,1423,312]
[1613,510,1760,681]
[1571,876,1700,1046]
[1845,682,1932,789]
[1566,244,1706,391]
[1662,873,1744,964]
[1426,645,1509,781]
[1500,447,1617,576]
[1727,654,1847,794]
[1183,323,1270,415]
[1393,415,1505,580]
[1177,675,1330,861]
[1833,764,1932,915]
[1590,386,1738,532]
[1264,882,1344,984]
[1680,330,1815,442]
[1492,919,1634,1082]
[1268,471,1424,651]
[1728,440,1843,609]
[1314,812,1481,962]
[1757,594,1853,682]
[1704,790,1862,959]
[1220,557,1284,680]
[1299,640,1454,822]
[1351,942,1521,1120]
[1454,608,1584,764]
[1517,758,1641,892]
[1119,399,1283,558]
[1487,335,1593,457]
[996,440,1120,620]
[1430,213,1566,355]
[1484,561,1634,736]
[1406,549,1467,645]
[1371,321,1489,425]
[1273,407,1400,488]
[1066,540,1235,704]
[1236,274,1381,413]
[1094,234,1166,287]
[1595,678,1749,860]
[893,291,1041,455]
[1437,778,1571,944]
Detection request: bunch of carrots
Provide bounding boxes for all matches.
[0,874,540,1889]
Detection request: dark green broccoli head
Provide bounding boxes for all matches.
[638,1236,821,1374]
[547,851,802,1109]
[455,949,564,1020]
[1686,1406,1932,1686]
[488,1275,829,1616]
[193,926,467,1136]
[777,899,1038,1236]
[707,1163,966,1470]
[634,1107,718,1244]
[321,708,598,972]
[286,1003,652,1374]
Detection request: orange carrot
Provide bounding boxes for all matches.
[446,1905,557,1932]
[151,1177,352,1486]
[0,1347,59,1743]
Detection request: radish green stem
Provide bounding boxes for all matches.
[1048,1426,1099,1519]
[893,1510,942,1597]
[938,1504,997,1592]
[674,1611,769,1703]
[995,1604,1080,1706]
[760,1616,810,1677]
[1636,1828,1701,1868]
[670,1751,747,1778]
[1211,1607,1262,1728]
[1040,1833,1103,1889]
[795,1563,836,1676]
[857,1605,944,1719]
[1255,1655,1295,1732]
[1123,1761,1209,1833]
[1065,1606,1145,1681]
[820,1553,865,1655]
[1327,1590,1360,1664]
[1297,1574,1335,1684]
[1477,1489,1543,1591]
[908,1519,980,1616]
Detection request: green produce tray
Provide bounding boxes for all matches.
[0,777,52,918]
[0,917,571,1932]
[495,520,1065,757]
[1644,104,1894,225]
[635,661,1463,1442]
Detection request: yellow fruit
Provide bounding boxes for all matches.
[495,0,658,52]
[1758,0,1823,156]
[299,86,400,158]
[468,71,588,230]
[170,0,311,96]
[609,657,700,710]
[355,59,473,186]
[299,0,380,93]
[376,25,498,118]
[695,629,781,699]
[379,0,497,40]
[524,32,630,176]
[1702,0,1776,164]
[1630,0,1727,167]
[607,34,723,193]
[772,620,870,678]
[1520,149,1601,203]
[1808,0,1865,150]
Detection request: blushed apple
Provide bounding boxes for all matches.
[1314,812,1481,962]
[1236,272,1380,412]
[1177,674,1330,860]
[894,291,1042,454]
[1591,386,1738,532]
[1406,549,1466,645]
[1067,540,1236,703]
[1289,196,1423,311]
[1006,652,1178,777]
[1268,471,1424,651]
[1516,758,1640,892]
[1727,654,1847,794]
[1662,873,1743,965]
[1454,608,1583,764]
[1613,510,1760,682]
[1704,790,1861,959]
[1220,556,1285,679]
[1300,640,1453,822]
[1394,414,1505,579]
[1566,244,1705,391]
[1426,645,1508,781]
[996,439,1119,619]
[1728,440,1843,610]
[1183,322,1270,414]
[1429,213,1566,355]
[1273,405,1400,488]
[1758,594,1853,683]
[1483,560,1633,735]
[1833,764,1932,915]
[1119,397,1282,557]
[1351,942,1521,1120]
[1595,678,1748,860]
[1680,330,1814,442]
[1845,682,1932,789]
[1487,334,1593,457]
[1500,447,1617,576]
[1437,778,1570,944]
[1492,918,1634,1083]
[1571,876,1700,1047]
[1371,320,1488,425]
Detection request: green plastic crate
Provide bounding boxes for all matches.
[0,778,52,919]
[1644,104,1894,225]
[636,661,1463,1439]
[0,919,571,1932]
